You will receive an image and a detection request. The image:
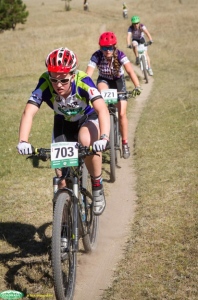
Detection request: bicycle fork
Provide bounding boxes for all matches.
[113,109,122,158]
[72,177,79,252]
[114,110,120,147]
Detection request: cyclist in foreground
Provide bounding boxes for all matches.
[86,31,141,159]
[127,15,154,75]
[16,47,110,216]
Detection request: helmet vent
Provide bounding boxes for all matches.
[46,47,78,73]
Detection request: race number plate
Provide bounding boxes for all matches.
[101,89,118,104]
[51,142,78,169]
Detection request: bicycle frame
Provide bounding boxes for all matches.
[108,104,121,152]
[53,179,80,252]
[53,163,93,252]
[138,43,148,72]
[101,89,133,182]
[27,144,98,299]
[137,41,152,83]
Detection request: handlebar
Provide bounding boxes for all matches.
[127,41,153,48]
[27,144,97,161]
[29,147,51,161]
[118,91,134,99]
[144,41,153,47]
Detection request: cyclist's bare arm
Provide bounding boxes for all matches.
[124,62,140,87]
[92,97,110,139]
[19,103,39,142]
[143,28,153,41]
[86,65,95,77]
[127,32,132,46]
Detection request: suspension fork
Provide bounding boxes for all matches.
[72,176,79,252]
[114,107,120,147]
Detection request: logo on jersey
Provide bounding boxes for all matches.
[58,102,83,116]
[88,87,101,99]
[54,93,83,116]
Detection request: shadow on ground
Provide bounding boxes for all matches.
[0,222,53,297]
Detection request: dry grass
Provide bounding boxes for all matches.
[0,0,198,299]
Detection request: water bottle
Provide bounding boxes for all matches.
[81,194,86,222]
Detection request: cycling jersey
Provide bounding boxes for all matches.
[28,70,101,122]
[128,24,146,41]
[87,49,130,80]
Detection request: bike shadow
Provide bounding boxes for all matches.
[102,153,122,183]
[0,221,53,295]
[27,156,51,168]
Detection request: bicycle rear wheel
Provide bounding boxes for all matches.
[52,192,76,300]
[109,114,116,182]
[81,164,99,252]
[142,55,149,83]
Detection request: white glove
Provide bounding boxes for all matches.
[93,139,108,152]
[17,142,32,155]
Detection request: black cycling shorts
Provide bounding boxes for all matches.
[53,112,98,143]
[97,75,127,100]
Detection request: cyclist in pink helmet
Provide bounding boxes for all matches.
[17,47,110,216]
[86,32,141,159]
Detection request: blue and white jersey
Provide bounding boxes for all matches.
[28,70,101,122]
[87,49,130,80]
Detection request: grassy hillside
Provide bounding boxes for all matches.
[0,0,197,299]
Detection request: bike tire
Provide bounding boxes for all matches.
[52,192,76,300]
[115,110,121,165]
[142,55,149,84]
[81,164,99,252]
[109,114,116,183]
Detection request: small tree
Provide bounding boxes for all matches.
[0,0,29,31]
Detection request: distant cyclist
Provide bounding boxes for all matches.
[86,32,141,159]
[122,2,128,18]
[127,15,154,76]
[83,0,89,11]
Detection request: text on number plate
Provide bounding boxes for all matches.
[51,142,78,168]
[101,89,118,104]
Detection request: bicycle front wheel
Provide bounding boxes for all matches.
[115,110,121,165]
[109,114,116,182]
[81,164,99,252]
[52,192,76,300]
[142,55,149,83]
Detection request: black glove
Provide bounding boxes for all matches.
[132,87,142,98]
[127,45,132,49]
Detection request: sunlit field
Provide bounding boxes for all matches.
[0,0,197,299]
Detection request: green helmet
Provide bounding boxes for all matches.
[131,15,140,24]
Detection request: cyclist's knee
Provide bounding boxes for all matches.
[55,168,62,177]
[132,41,138,47]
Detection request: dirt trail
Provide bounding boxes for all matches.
[74,68,154,300]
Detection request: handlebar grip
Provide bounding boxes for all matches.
[31,146,39,155]
[31,146,35,154]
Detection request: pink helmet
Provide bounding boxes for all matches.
[99,32,117,47]
[45,47,77,73]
